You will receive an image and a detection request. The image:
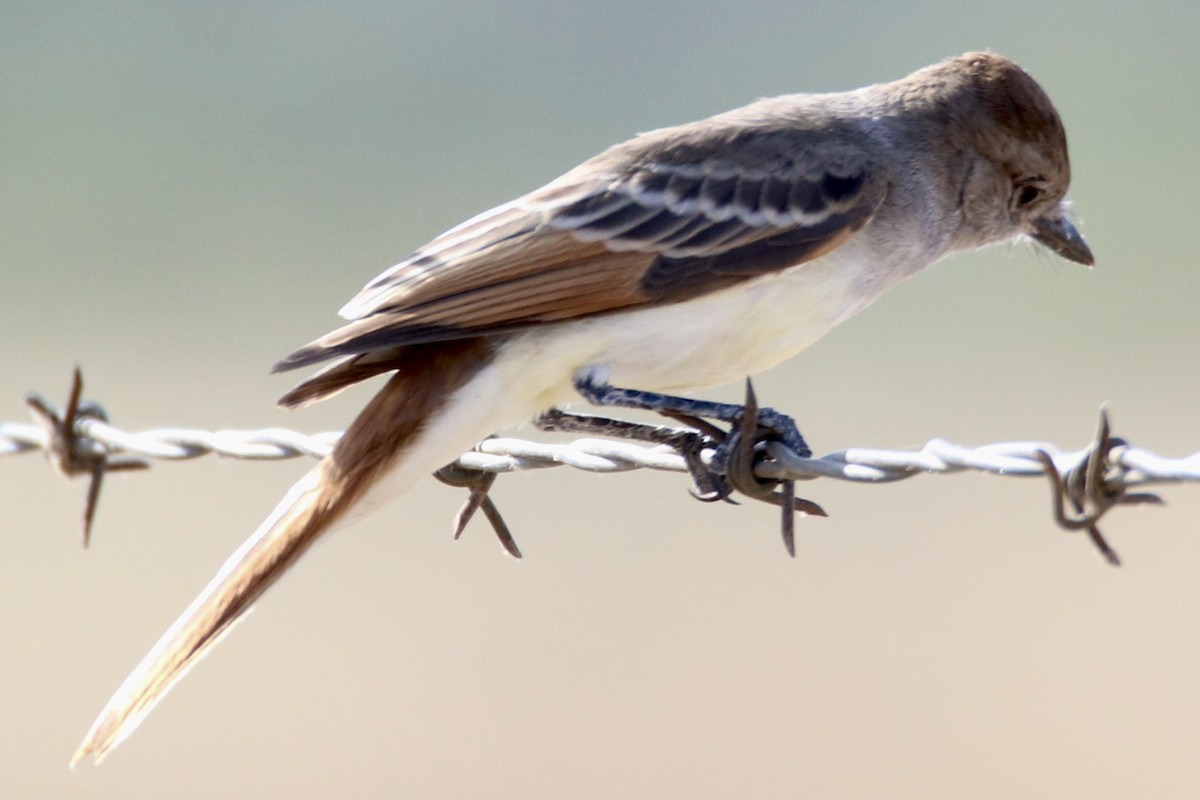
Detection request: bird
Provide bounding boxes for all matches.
[71,51,1093,765]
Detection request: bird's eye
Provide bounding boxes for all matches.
[1013,181,1044,209]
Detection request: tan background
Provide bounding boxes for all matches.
[4,2,1200,797]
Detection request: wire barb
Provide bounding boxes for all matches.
[434,459,522,559]
[22,367,149,547]
[1033,408,1165,566]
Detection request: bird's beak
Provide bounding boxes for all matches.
[1031,212,1094,266]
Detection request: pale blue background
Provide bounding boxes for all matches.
[4,2,1199,797]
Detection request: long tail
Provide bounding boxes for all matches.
[71,339,497,765]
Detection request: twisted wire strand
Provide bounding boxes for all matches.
[4,417,1199,488]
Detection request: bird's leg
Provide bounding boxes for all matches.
[571,371,812,460]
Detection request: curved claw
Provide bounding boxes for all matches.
[689,486,739,505]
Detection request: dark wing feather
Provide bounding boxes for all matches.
[274,125,885,403]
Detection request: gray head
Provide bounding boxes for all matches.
[898,52,1093,265]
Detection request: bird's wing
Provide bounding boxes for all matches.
[275,129,885,373]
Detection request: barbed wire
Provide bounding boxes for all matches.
[7,368,1197,561]
[6,405,1200,487]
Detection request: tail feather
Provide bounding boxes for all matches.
[72,338,497,765]
[276,347,411,409]
[71,467,339,765]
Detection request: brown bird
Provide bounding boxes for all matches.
[72,51,1092,765]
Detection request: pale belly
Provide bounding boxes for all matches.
[503,241,893,405]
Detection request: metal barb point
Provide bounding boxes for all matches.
[434,461,522,559]
[1034,408,1163,566]
[713,379,826,557]
[24,367,147,547]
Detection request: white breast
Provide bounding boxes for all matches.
[511,234,912,398]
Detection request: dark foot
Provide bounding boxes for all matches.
[535,408,733,502]
[571,373,825,555]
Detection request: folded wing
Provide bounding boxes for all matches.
[274,127,886,404]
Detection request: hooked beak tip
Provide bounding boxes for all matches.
[1031,214,1094,267]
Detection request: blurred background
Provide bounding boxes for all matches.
[4,1,1199,797]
